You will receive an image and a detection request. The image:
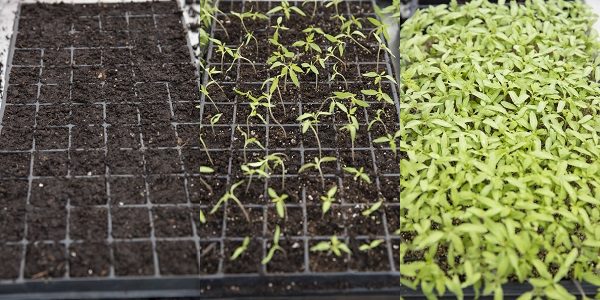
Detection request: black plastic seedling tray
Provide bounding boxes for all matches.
[0,0,400,299]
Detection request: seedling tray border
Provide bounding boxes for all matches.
[0,0,401,299]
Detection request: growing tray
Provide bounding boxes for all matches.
[0,0,400,299]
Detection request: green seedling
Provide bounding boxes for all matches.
[292,32,322,54]
[209,113,222,135]
[236,126,265,163]
[297,111,332,157]
[267,0,306,20]
[373,130,400,157]
[269,17,289,44]
[359,239,384,251]
[243,153,288,190]
[343,166,371,184]
[361,199,383,217]
[198,132,214,166]
[325,0,343,15]
[268,188,288,219]
[319,185,337,214]
[310,236,351,257]
[361,71,397,105]
[261,225,284,265]
[231,9,268,34]
[230,237,250,260]
[330,63,349,89]
[199,80,218,111]
[301,61,320,88]
[299,156,337,189]
[210,180,249,221]
[199,209,207,224]
[367,108,388,133]
[270,61,303,89]
[210,38,235,71]
[196,166,215,195]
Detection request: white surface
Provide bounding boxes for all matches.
[588,0,600,34]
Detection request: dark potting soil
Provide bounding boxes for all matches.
[0,0,399,298]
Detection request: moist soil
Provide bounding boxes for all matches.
[0,0,400,297]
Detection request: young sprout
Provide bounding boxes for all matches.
[243,153,288,189]
[361,71,397,105]
[199,81,218,111]
[359,239,385,252]
[310,236,351,257]
[343,166,371,184]
[230,236,250,260]
[373,130,400,157]
[319,185,337,214]
[299,156,337,189]
[268,188,288,219]
[230,9,268,34]
[325,0,343,15]
[361,199,383,217]
[209,113,222,135]
[261,225,283,265]
[297,111,332,157]
[236,126,266,163]
[210,38,235,71]
[270,60,303,89]
[196,166,215,195]
[330,63,349,89]
[292,32,322,54]
[367,108,388,133]
[269,17,289,44]
[367,17,396,70]
[301,61,320,88]
[210,180,249,221]
[198,132,214,166]
[267,0,306,20]
[199,209,207,224]
[234,89,268,128]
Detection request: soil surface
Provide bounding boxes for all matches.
[0,0,400,297]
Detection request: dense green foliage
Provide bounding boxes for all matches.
[400,0,600,298]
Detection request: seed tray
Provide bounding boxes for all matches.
[0,0,400,298]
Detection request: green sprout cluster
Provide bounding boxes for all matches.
[198,0,400,268]
[400,0,600,298]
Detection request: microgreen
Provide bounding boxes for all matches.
[297,111,332,157]
[236,126,266,163]
[367,108,388,133]
[261,225,284,265]
[292,32,322,54]
[310,236,351,257]
[230,237,250,260]
[400,0,600,298]
[358,239,384,252]
[361,199,383,217]
[299,156,337,189]
[210,180,249,221]
[319,185,337,214]
[373,130,399,157]
[342,166,371,184]
[268,188,288,219]
[267,0,306,20]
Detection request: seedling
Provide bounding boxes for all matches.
[269,17,289,44]
[268,188,288,219]
[343,166,371,184]
[198,132,214,166]
[325,0,343,15]
[196,166,215,195]
[209,113,222,135]
[292,32,322,54]
[319,185,337,214]
[210,38,235,71]
[361,199,383,217]
[267,0,306,20]
[243,153,288,190]
[230,9,268,34]
[367,108,388,133]
[230,237,250,260]
[330,63,349,89]
[299,156,337,189]
[236,126,265,163]
[261,225,283,265]
[373,130,400,157]
[301,60,320,88]
[359,239,384,252]
[270,60,303,89]
[361,71,397,105]
[310,236,351,257]
[199,80,219,111]
[297,111,331,157]
[199,209,207,224]
[210,180,249,222]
